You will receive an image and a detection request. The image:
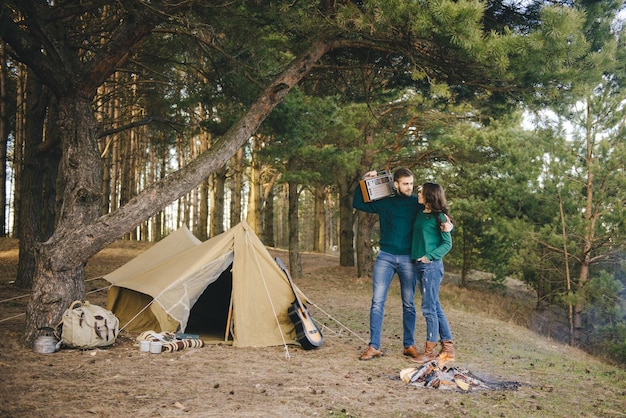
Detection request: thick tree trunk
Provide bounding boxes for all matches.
[353,127,374,275]
[338,175,355,267]
[41,98,62,242]
[356,212,375,278]
[15,72,49,289]
[23,94,102,345]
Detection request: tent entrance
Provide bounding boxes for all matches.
[185,263,233,342]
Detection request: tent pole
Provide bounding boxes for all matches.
[224,295,233,342]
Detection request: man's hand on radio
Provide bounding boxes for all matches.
[364,170,377,178]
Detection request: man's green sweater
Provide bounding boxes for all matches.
[353,187,418,256]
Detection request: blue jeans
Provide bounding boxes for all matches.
[369,250,417,350]
[416,259,452,343]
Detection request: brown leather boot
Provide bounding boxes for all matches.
[437,340,455,361]
[410,342,438,364]
[359,345,383,361]
[403,345,420,359]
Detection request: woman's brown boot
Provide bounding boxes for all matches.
[410,342,438,364]
[437,340,455,361]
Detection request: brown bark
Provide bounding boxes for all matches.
[276,184,288,248]
[209,168,226,238]
[15,71,50,289]
[12,64,26,238]
[229,149,244,228]
[0,42,7,237]
[190,135,199,235]
[354,126,375,277]
[41,98,62,241]
[197,126,210,240]
[287,172,302,280]
[262,186,275,247]
[313,185,325,253]
[246,136,263,235]
[325,189,338,252]
[154,133,168,240]
[338,175,355,267]
[356,213,376,278]
[23,94,102,343]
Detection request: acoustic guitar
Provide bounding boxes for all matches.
[275,257,324,350]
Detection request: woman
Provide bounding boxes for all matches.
[411,182,455,363]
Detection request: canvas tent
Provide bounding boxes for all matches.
[104,221,298,347]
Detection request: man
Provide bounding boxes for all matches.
[353,167,422,361]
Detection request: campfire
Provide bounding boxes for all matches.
[400,356,521,392]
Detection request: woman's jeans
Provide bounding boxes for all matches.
[369,250,417,350]
[416,259,453,343]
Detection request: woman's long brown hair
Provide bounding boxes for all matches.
[421,182,454,227]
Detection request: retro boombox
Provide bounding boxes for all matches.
[359,171,395,202]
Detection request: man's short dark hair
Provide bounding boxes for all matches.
[393,167,413,181]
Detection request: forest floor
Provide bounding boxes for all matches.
[0,237,625,417]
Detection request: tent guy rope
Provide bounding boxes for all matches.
[0,284,110,324]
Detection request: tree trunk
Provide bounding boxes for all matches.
[356,211,375,278]
[247,137,263,234]
[210,167,226,237]
[313,185,325,253]
[277,184,288,247]
[198,178,209,240]
[230,149,244,228]
[261,170,279,246]
[353,127,374,274]
[23,94,102,344]
[189,135,199,236]
[338,175,355,267]
[0,42,7,237]
[41,98,62,240]
[15,71,50,289]
[288,176,302,280]
[262,186,275,246]
[572,105,597,346]
[12,64,26,238]
[325,188,337,253]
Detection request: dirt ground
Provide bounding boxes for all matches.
[1,238,624,417]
